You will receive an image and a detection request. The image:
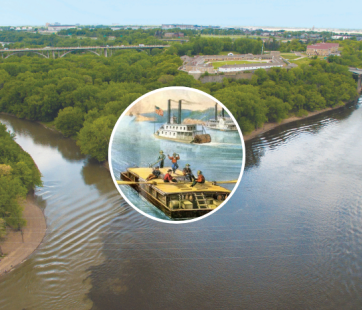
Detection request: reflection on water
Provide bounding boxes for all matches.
[0,115,123,310]
[0,96,361,309]
[110,118,244,220]
[88,97,362,309]
[245,103,358,170]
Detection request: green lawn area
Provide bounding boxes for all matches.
[289,55,327,66]
[289,58,312,66]
[211,60,260,69]
[280,53,302,60]
[219,51,238,55]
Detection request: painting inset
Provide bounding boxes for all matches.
[109,87,245,223]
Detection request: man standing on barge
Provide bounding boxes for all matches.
[168,153,180,174]
[157,151,166,168]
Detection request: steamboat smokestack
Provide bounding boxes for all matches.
[222,107,225,117]
[215,103,218,120]
[167,99,171,124]
[178,100,182,124]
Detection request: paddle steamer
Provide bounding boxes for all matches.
[205,103,238,131]
[154,100,211,144]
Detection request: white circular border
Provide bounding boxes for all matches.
[108,86,246,224]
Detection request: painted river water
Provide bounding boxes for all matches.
[0,95,361,309]
[110,118,244,220]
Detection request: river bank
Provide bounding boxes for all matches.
[0,192,46,276]
[0,120,46,276]
[243,104,349,141]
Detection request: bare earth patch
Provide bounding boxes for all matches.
[0,193,46,276]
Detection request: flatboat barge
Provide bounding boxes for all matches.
[119,167,231,219]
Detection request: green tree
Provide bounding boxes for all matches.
[54,107,84,137]
[77,115,116,161]
[265,96,291,122]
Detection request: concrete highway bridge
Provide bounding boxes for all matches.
[0,45,170,59]
[349,68,362,92]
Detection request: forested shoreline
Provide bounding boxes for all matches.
[0,49,358,161]
[0,30,359,231]
[0,123,42,234]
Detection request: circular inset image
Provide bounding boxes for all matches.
[109,87,245,223]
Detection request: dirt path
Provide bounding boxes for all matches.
[0,194,46,276]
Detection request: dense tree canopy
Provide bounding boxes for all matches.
[0,48,358,162]
[0,124,42,228]
[328,40,362,68]
[169,37,264,56]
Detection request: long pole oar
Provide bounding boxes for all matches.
[212,180,238,184]
[117,180,238,185]
[117,180,156,185]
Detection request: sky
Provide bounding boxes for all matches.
[1,0,361,29]
[128,88,217,115]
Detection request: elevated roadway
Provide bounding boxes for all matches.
[0,45,170,59]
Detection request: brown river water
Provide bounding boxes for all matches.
[0,96,361,309]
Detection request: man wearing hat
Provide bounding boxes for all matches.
[164,169,177,183]
[168,152,180,174]
[183,164,195,182]
[157,151,166,168]
[190,170,205,187]
[146,166,161,181]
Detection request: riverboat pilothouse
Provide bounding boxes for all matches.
[205,103,237,131]
[154,100,211,144]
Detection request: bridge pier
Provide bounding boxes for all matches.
[104,48,107,57]
[358,75,362,92]
[53,51,55,59]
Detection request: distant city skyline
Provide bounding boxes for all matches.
[1,0,361,30]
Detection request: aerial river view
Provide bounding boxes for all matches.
[0,95,361,309]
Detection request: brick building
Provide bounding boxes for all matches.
[306,43,339,56]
